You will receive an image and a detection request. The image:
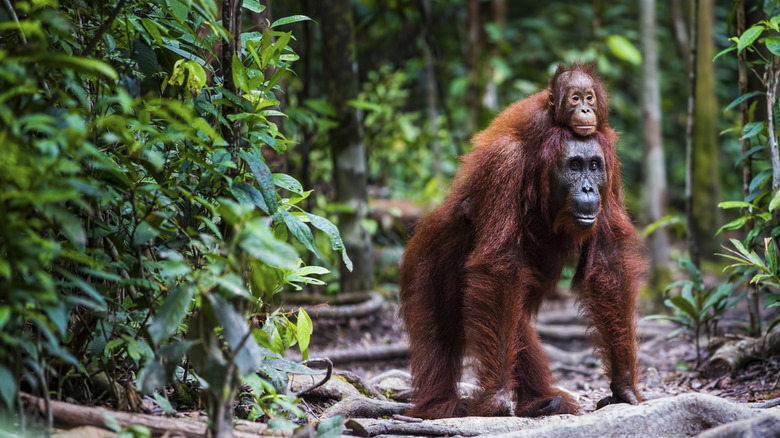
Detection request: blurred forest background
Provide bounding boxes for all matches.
[3,0,780,436]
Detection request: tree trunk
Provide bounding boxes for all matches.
[640,0,671,300]
[736,0,761,338]
[300,0,314,210]
[419,0,441,178]
[481,0,505,112]
[690,0,722,264]
[318,0,374,293]
[221,0,243,152]
[671,0,690,74]
[465,0,482,135]
[685,0,700,267]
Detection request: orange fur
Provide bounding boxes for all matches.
[399,64,646,419]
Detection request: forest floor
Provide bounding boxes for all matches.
[296,286,780,437]
[42,289,780,437]
[303,288,780,413]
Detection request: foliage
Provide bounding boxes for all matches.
[711,5,780,337]
[0,0,347,432]
[646,259,743,367]
[355,66,457,201]
[719,238,780,333]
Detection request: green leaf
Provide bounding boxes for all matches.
[718,201,756,210]
[141,18,165,45]
[270,15,313,28]
[741,121,765,139]
[606,35,642,65]
[232,182,270,214]
[769,190,780,211]
[153,393,173,415]
[750,168,773,193]
[273,173,304,196]
[239,149,279,213]
[293,266,330,277]
[716,216,748,235]
[316,416,345,438]
[280,209,320,257]
[239,220,300,270]
[16,54,118,80]
[232,54,250,92]
[713,44,737,62]
[242,0,266,13]
[669,296,698,320]
[209,294,263,376]
[0,365,16,408]
[765,36,780,56]
[739,25,765,53]
[262,63,288,95]
[133,220,161,246]
[642,215,681,238]
[259,359,321,375]
[132,38,158,78]
[724,90,764,113]
[306,212,353,271]
[679,258,704,287]
[148,286,194,346]
[766,293,780,308]
[296,308,313,360]
[767,239,778,275]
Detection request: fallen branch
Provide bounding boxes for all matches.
[701,329,780,378]
[21,393,284,437]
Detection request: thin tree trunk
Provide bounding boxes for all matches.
[736,0,761,338]
[768,59,780,194]
[300,0,314,210]
[685,0,700,267]
[419,0,441,178]
[465,0,482,135]
[690,0,722,263]
[671,0,691,74]
[214,5,243,432]
[319,0,374,293]
[481,0,505,112]
[221,0,243,151]
[640,0,671,285]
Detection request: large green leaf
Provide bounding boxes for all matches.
[239,149,279,213]
[0,365,17,408]
[209,294,263,376]
[148,286,194,346]
[279,209,320,257]
[231,181,270,214]
[739,25,764,53]
[606,35,641,65]
[239,220,299,270]
[270,15,313,28]
[306,212,353,271]
[296,308,313,361]
[317,416,345,438]
[15,54,118,80]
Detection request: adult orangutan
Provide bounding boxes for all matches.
[399,63,646,419]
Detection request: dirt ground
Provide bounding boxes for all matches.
[304,290,780,412]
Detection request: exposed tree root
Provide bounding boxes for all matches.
[320,396,410,420]
[344,393,780,438]
[702,329,780,378]
[287,292,385,319]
